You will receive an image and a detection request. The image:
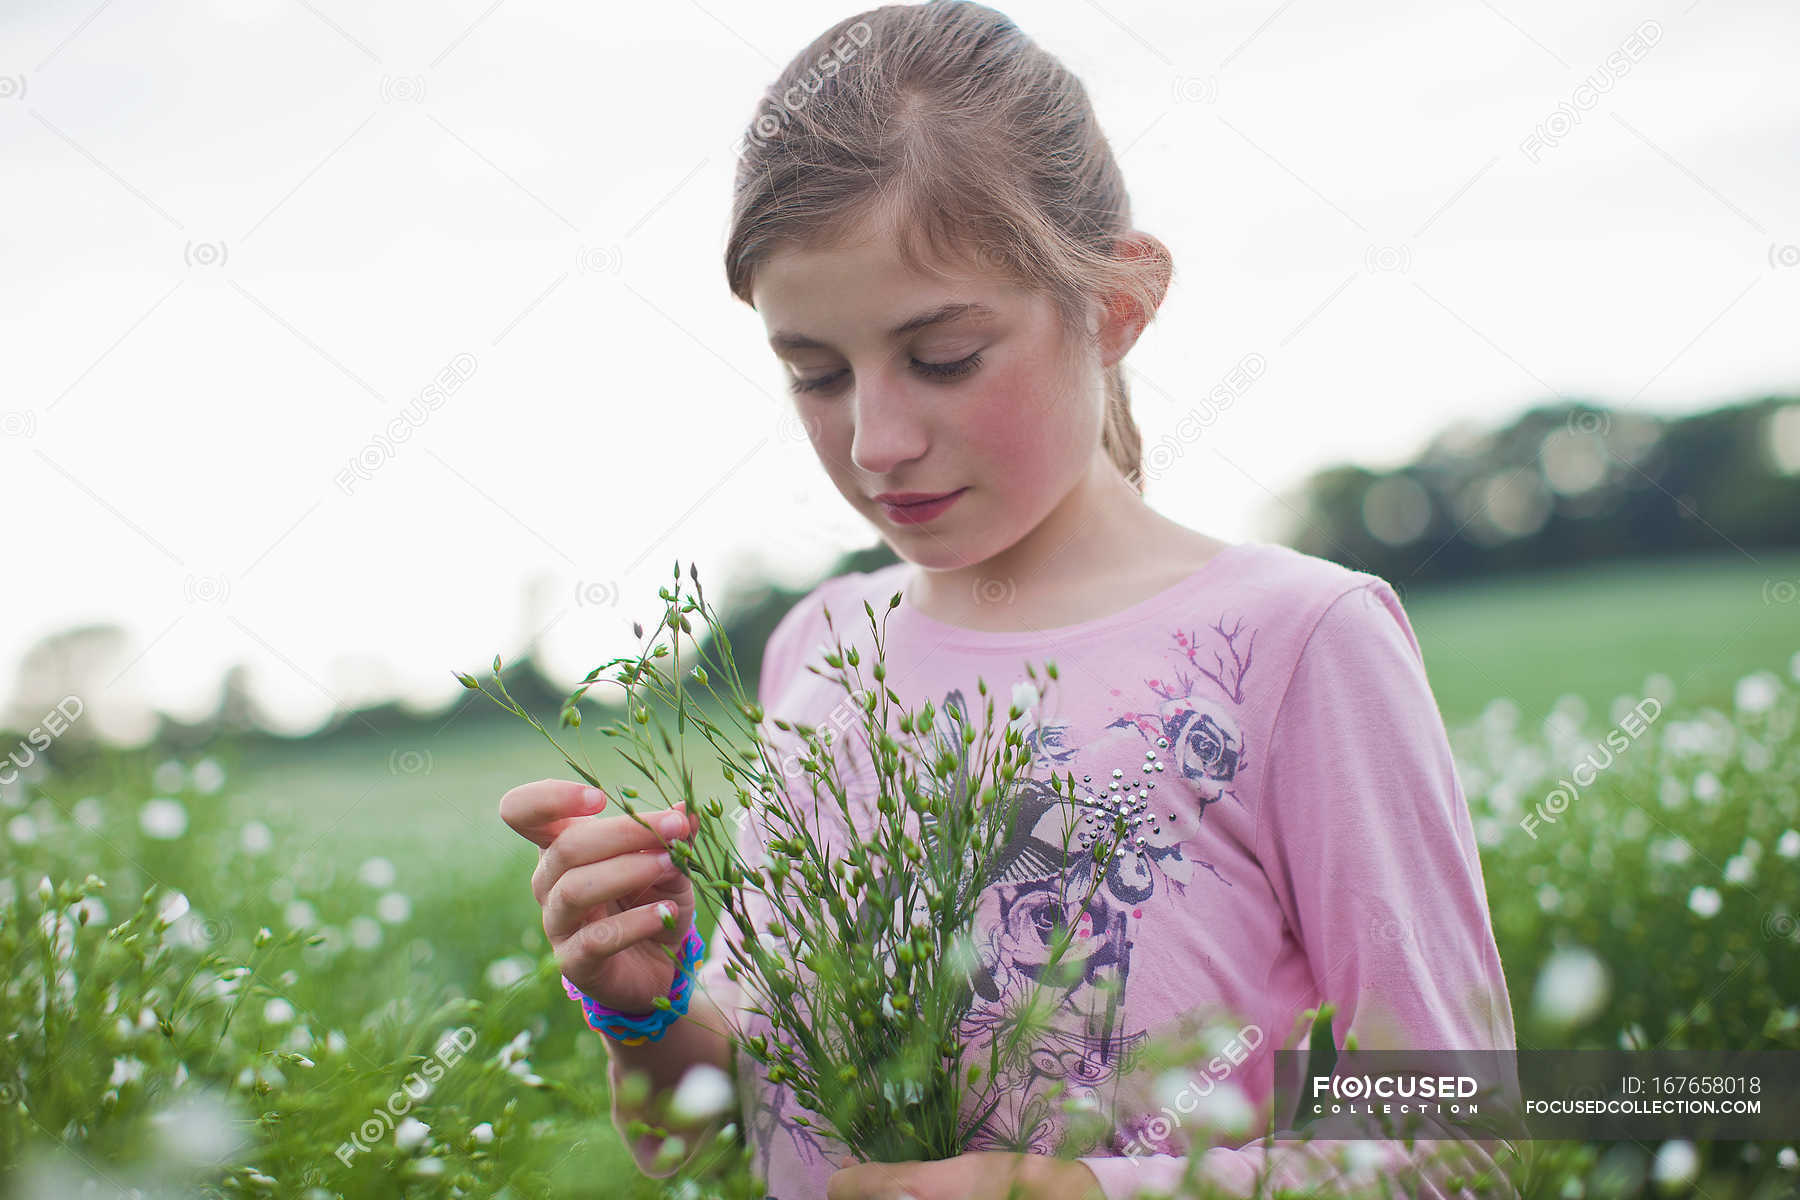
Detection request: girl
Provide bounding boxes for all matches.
[506,2,1519,1196]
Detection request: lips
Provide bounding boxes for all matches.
[872,489,963,506]
[874,487,968,525]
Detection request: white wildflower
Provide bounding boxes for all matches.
[376,892,412,923]
[1733,672,1780,715]
[157,891,190,926]
[1650,1138,1699,1191]
[1532,946,1609,1029]
[357,856,397,888]
[240,821,273,854]
[140,798,188,839]
[152,760,187,793]
[394,1117,430,1151]
[484,956,532,991]
[669,1064,736,1121]
[192,757,226,794]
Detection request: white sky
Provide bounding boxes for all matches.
[2,0,1795,739]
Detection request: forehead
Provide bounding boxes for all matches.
[752,230,1030,353]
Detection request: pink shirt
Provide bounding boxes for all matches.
[695,539,1517,1199]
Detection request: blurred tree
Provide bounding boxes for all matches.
[1274,396,1800,583]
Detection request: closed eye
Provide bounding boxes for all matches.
[789,351,984,396]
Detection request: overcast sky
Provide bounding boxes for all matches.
[2,0,1795,739]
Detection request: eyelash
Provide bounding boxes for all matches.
[789,351,984,396]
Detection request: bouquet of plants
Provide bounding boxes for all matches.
[458,561,1133,1164]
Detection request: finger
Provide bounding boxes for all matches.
[544,850,683,940]
[500,778,606,849]
[556,898,687,981]
[533,803,691,906]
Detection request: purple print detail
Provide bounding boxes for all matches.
[1166,615,1256,705]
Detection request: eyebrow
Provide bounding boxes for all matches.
[767,301,997,353]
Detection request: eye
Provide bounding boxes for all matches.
[789,351,984,396]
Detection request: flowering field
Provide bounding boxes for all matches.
[3,578,1797,1198]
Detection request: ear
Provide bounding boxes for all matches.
[1093,232,1173,370]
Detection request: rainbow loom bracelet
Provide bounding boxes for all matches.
[561,922,705,1045]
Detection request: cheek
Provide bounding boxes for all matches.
[952,357,1088,469]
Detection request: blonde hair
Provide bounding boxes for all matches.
[724,0,1171,494]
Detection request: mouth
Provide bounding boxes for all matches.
[873,486,969,525]
[872,489,965,506]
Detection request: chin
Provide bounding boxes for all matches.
[889,535,994,572]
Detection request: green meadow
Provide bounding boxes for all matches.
[4,549,1797,1198]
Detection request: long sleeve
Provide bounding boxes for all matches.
[1077,580,1519,1200]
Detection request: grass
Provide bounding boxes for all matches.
[4,549,1797,1198]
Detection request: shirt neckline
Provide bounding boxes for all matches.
[884,540,1256,652]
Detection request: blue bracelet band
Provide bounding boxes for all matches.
[562,924,705,1045]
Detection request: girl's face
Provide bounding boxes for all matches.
[750,219,1106,571]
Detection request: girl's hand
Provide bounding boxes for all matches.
[825,1151,1104,1200]
[498,778,698,1013]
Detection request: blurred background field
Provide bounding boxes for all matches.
[5,535,1798,1198]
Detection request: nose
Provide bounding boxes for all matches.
[847,370,929,477]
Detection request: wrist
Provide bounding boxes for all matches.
[563,921,704,1044]
[1028,1156,1105,1200]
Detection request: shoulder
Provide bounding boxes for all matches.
[1231,539,1390,610]
[1223,540,1411,650]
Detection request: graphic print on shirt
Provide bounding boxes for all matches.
[739,611,1260,1190]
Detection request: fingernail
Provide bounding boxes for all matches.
[659,811,686,836]
[653,850,674,873]
[582,787,604,810]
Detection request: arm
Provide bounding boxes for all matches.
[604,990,735,1175]
[1075,580,1520,1200]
